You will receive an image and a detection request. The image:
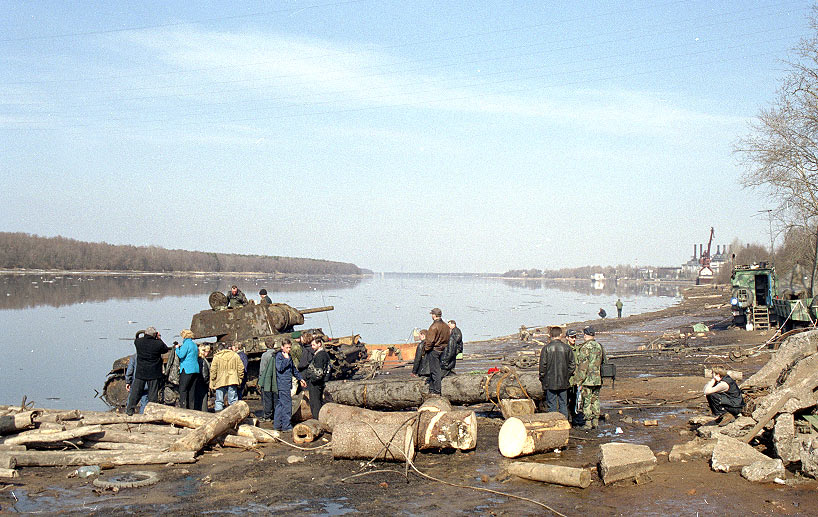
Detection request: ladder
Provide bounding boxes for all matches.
[752,306,771,331]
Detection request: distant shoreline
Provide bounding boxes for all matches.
[0,269,372,278]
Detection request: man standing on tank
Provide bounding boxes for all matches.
[538,326,575,420]
[575,326,607,429]
[425,308,451,395]
[227,285,247,308]
[126,326,169,416]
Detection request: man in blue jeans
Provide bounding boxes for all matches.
[274,339,306,431]
[538,326,576,420]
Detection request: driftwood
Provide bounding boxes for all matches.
[0,444,26,452]
[35,422,67,431]
[218,434,258,449]
[82,442,165,452]
[325,371,542,410]
[0,411,39,435]
[8,450,196,467]
[1,425,103,446]
[498,413,570,458]
[143,403,211,428]
[0,454,17,469]
[85,429,177,446]
[235,425,279,444]
[79,413,163,425]
[35,410,82,423]
[0,468,18,479]
[101,423,188,435]
[169,401,250,453]
[332,421,416,462]
[293,420,323,444]
[507,462,591,488]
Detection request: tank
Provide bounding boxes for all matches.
[101,293,368,407]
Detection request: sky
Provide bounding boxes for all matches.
[0,0,814,273]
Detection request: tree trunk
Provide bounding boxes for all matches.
[169,401,250,453]
[217,434,258,449]
[332,421,415,462]
[0,468,18,479]
[0,455,16,469]
[143,403,211,428]
[507,462,591,488]
[415,409,477,451]
[498,413,570,458]
[235,425,278,444]
[325,372,542,410]
[79,413,164,425]
[85,429,179,446]
[293,419,323,444]
[811,225,818,297]
[8,450,196,467]
[0,411,39,435]
[1,425,103,446]
[318,403,414,433]
[82,442,165,452]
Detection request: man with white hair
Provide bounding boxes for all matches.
[126,326,169,416]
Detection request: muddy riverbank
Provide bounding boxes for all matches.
[2,284,816,515]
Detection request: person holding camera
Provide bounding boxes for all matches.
[126,326,169,416]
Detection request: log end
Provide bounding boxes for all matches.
[457,411,478,451]
[498,418,527,458]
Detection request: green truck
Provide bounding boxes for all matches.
[730,264,816,329]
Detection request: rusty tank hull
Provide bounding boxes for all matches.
[102,294,367,408]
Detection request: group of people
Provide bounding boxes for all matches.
[538,326,607,429]
[412,308,463,395]
[598,298,625,319]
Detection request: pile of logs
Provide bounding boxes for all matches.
[0,401,278,478]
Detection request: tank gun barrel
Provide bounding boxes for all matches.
[299,305,334,315]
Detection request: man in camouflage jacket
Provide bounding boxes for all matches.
[575,326,607,429]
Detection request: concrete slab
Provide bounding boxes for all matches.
[598,442,657,485]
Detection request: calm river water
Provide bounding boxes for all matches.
[0,273,680,410]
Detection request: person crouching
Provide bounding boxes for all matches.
[703,365,744,426]
[274,339,307,432]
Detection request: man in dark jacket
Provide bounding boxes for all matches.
[124,354,149,414]
[304,336,331,420]
[441,320,463,377]
[126,326,169,415]
[703,365,745,426]
[538,326,575,420]
[412,329,431,386]
[425,308,451,395]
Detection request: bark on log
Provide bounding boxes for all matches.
[0,454,17,469]
[217,434,258,449]
[235,425,279,444]
[318,403,415,433]
[169,401,250,453]
[1,425,103,446]
[498,413,571,458]
[143,403,211,428]
[0,468,18,479]
[101,423,188,435]
[326,371,542,410]
[0,444,26,452]
[415,409,477,451]
[35,410,82,423]
[0,411,39,435]
[82,441,165,452]
[507,462,591,488]
[293,419,323,444]
[80,413,164,425]
[332,421,415,462]
[9,450,196,467]
[85,429,178,446]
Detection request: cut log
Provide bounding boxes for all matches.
[419,397,453,413]
[332,421,415,462]
[499,399,536,420]
[498,413,571,458]
[293,419,323,444]
[143,403,211,428]
[0,468,18,479]
[169,401,250,453]
[9,450,196,467]
[101,423,188,435]
[318,403,416,433]
[1,425,103,446]
[0,454,17,469]
[79,413,164,425]
[0,444,26,452]
[82,441,165,452]
[35,422,66,432]
[0,411,39,435]
[85,429,178,446]
[507,461,591,488]
[415,409,477,451]
[217,434,258,449]
[326,371,543,410]
[35,410,82,423]
[235,425,279,444]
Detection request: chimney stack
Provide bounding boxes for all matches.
[700,244,703,257]
[693,244,697,260]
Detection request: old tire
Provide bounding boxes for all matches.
[93,470,160,489]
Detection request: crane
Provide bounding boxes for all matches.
[697,227,715,283]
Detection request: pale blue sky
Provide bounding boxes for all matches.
[0,1,811,272]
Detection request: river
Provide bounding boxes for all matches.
[0,273,680,410]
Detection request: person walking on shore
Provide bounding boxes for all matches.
[576,326,607,429]
[425,308,451,395]
[175,329,201,410]
[126,327,169,416]
[538,326,575,420]
[616,298,623,318]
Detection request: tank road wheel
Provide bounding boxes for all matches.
[101,374,128,407]
[209,291,229,310]
[93,471,160,489]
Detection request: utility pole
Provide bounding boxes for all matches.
[757,209,775,266]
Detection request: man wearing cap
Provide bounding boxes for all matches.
[565,329,585,427]
[424,308,451,395]
[227,285,247,309]
[126,327,170,416]
[259,289,271,304]
[575,326,608,429]
[538,326,575,420]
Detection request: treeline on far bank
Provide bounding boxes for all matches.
[501,265,642,279]
[0,232,366,275]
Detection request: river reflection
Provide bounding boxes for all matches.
[0,273,681,410]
